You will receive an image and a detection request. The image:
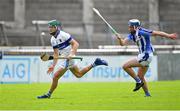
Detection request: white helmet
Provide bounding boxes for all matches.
[128,19,141,27]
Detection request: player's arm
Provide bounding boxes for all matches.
[152,31,177,39]
[69,39,79,56]
[52,48,59,66]
[115,33,129,46]
[47,48,59,74]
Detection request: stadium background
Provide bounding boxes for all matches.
[1,0,180,47]
[0,0,180,110]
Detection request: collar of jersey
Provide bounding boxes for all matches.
[54,30,60,38]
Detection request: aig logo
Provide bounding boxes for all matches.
[0,58,30,83]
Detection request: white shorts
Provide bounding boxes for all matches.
[137,52,153,67]
[57,59,77,69]
[49,59,78,78]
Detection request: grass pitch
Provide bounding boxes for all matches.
[0,81,180,110]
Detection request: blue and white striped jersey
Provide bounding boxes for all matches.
[127,27,154,54]
[50,30,72,56]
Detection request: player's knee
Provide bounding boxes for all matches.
[74,73,82,78]
[53,73,60,80]
[53,76,59,81]
[122,64,128,70]
[75,75,82,78]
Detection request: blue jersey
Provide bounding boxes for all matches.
[127,27,154,54]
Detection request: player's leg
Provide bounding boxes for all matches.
[37,67,67,99]
[49,67,67,93]
[123,58,143,80]
[137,67,151,97]
[70,65,92,78]
[69,58,108,78]
[122,58,144,91]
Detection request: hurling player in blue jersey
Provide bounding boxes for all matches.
[116,19,177,97]
[37,20,108,99]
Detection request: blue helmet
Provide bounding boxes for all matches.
[128,19,141,27]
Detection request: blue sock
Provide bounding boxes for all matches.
[134,77,141,83]
[145,91,151,96]
[92,63,95,67]
[47,91,52,96]
[92,63,96,67]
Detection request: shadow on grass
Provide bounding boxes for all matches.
[49,97,65,100]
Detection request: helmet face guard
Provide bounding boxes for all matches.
[48,20,62,35]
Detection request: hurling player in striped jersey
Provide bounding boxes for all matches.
[37,20,108,99]
[116,19,177,97]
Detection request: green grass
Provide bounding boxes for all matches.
[1,81,180,110]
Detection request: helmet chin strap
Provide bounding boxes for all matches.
[130,26,139,34]
[55,26,58,30]
[133,26,139,30]
[56,26,62,30]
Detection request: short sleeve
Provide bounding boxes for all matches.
[127,34,133,41]
[139,28,153,37]
[60,31,72,41]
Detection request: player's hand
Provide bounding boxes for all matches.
[169,33,178,39]
[47,65,54,74]
[115,33,122,39]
